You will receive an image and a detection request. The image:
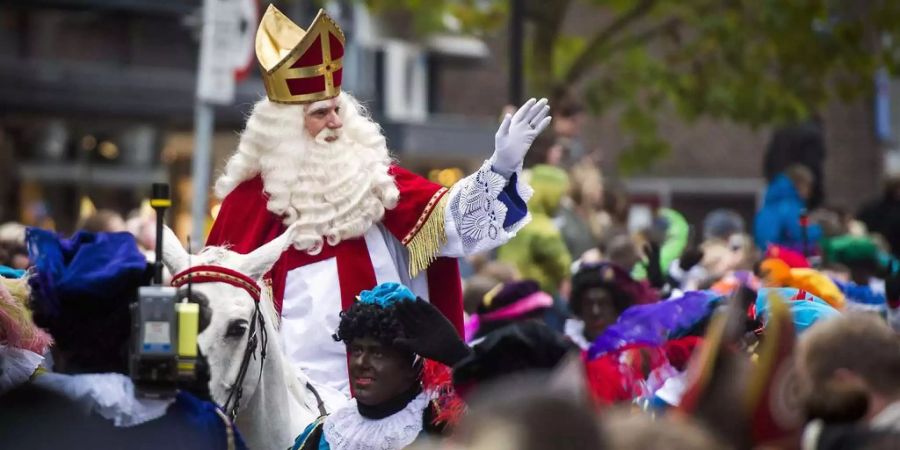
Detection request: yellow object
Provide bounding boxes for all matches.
[760,259,845,309]
[256,5,345,104]
[79,196,96,222]
[404,190,449,278]
[482,283,504,309]
[149,199,172,208]
[175,302,199,358]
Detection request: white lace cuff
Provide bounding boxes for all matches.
[441,160,533,258]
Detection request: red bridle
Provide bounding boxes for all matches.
[171,265,261,302]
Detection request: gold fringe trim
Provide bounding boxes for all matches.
[406,190,449,278]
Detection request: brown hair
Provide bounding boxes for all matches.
[79,209,126,233]
[604,409,726,450]
[798,313,900,397]
[784,164,815,189]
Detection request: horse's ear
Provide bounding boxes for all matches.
[240,224,294,280]
[161,225,190,274]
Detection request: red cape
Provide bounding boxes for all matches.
[206,166,464,334]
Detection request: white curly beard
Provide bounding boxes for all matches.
[215,93,400,254]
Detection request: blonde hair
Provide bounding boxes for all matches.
[0,277,52,354]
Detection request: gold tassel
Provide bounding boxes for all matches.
[406,193,449,278]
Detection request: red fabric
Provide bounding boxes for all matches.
[207,170,464,335]
[171,265,261,302]
[381,165,464,335]
[381,166,445,241]
[329,32,344,60]
[765,245,810,268]
[207,176,282,254]
[335,238,377,310]
[427,258,464,335]
[291,36,323,68]
[421,359,464,427]
[584,353,633,407]
[286,75,326,96]
[662,336,703,371]
[332,68,343,90]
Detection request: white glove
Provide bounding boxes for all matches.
[491,98,552,178]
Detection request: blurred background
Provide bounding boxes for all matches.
[0,0,898,242]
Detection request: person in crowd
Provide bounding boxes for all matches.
[754,164,823,252]
[601,184,632,236]
[462,275,500,318]
[558,162,607,260]
[0,240,29,270]
[763,119,826,209]
[291,283,460,449]
[0,228,244,449]
[632,208,689,286]
[126,203,158,253]
[600,233,641,276]
[604,409,725,450]
[0,221,25,243]
[565,263,642,350]
[451,376,605,450]
[79,209,127,233]
[461,256,520,317]
[796,312,900,432]
[703,209,746,242]
[207,5,546,396]
[858,176,900,260]
[0,221,29,270]
[552,96,588,167]
[465,280,554,342]
[0,276,52,395]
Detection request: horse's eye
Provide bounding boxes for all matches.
[225,320,249,338]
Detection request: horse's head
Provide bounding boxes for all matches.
[161,225,291,413]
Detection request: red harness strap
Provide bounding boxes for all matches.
[171,265,261,302]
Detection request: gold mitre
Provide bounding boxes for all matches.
[255,5,345,104]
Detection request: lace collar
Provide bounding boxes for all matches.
[323,391,430,450]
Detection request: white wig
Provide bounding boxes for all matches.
[215,92,399,254]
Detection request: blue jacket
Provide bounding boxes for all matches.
[754,174,822,250]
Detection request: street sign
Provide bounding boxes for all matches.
[196,0,258,105]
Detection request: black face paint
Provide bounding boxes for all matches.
[347,336,417,407]
[578,287,619,342]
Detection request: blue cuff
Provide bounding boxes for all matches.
[498,172,528,228]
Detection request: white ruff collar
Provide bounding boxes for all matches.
[323,391,429,450]
[32,372,174,427]
[0,345,43,394]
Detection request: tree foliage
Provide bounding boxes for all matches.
[364,0,900,173]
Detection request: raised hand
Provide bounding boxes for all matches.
[491,98,552,178]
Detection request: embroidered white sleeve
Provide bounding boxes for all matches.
[440,160,533,258]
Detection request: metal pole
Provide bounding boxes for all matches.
[151,183,170,285]
[509,0,524,105]
[190,101,214,252]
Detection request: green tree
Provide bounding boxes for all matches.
[364,0,900,173]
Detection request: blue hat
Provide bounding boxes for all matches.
[357,282,416,308]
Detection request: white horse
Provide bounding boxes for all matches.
[161,225,346,450]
